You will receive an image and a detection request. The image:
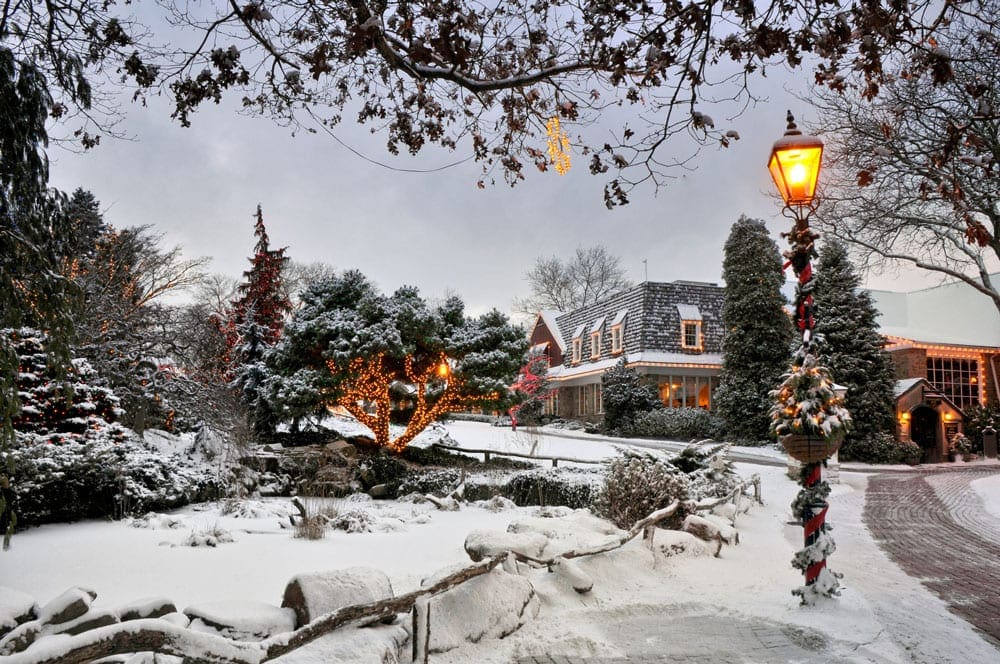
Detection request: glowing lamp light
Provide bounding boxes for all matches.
[437,361,450,379]
[899,412,911,423]
[944,412,953,422]
[768,111,823,207]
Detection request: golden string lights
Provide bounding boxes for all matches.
[327,352,487,452]
[546,115,571,175]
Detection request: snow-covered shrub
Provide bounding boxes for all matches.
[396,469,463,496]
[182,525,234,547]
[329,509,375,533]
[12,437,222,526]
[674,443,739,499]
[503,469,596,509]
[950,432,973,456]
[593,451,690,529]
[601,358,662,432]
[357,452,410,495]
[623,407,725,441]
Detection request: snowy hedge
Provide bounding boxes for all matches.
[12,437,222,526]
[622,407,725,441]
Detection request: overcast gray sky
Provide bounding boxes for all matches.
[46,69,924,319]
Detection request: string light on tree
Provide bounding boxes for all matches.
[546,115,571,175]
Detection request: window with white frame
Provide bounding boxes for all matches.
[590,331,601,359]
[571,338,582,363]
[681,321,702,350]
[610,325,624,353]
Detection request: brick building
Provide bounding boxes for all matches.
[869,276,1000,461]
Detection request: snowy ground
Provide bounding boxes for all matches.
[2,422,998,662]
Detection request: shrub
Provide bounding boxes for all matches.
[623,408,725,441]
[898,440,923,465]
[601,358,662,432]
[962,404,998,454]
[357,452,411,494]
[502,469,597,509]
[839,432,912,464]
[592,451,690,530]
[396,469,463,496]
[12,436,222,526]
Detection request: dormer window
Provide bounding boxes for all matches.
[590,332,601,359]
[682,321,702,350]
[676,304,703,351]
[610,309,627,354]
[570,323,586,364]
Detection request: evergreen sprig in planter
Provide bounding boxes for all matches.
[770,351,851,463]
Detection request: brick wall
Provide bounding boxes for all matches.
[889,348,927,380]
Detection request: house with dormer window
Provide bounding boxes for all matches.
[527,280,724,422]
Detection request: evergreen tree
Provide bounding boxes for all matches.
[715,216,794,443]
[225,206,291,354]
[813,242,896,455]
[222,206,291,435]
[601,358,662,432]
[268,270,526,450]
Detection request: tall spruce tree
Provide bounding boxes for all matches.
[715,216,794,443]
[601,358,662,432]
[223,206,292,435]
[813,242,896,454]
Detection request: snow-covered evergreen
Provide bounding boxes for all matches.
[600,357,661,432]
[714,217,794,443]
[813,242,896,458]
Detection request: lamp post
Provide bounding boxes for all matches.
[768,111,847,603]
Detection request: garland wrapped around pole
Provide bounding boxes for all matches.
[767,111,850,605]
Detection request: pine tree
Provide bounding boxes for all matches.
[601,357,662,432]
[813,241,896,454]
[715,216,794,443]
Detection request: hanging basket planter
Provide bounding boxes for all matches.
[781,433,842,464]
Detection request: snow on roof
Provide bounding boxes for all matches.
[611,309,628,326]
[539,310,566,353]
[546,351,722,382]
[867,273,1000,348]
[894,377,924,398]
[676,304,702,321]
[589,316,606,333]
[571,323,587,339]
[529,342,550,355]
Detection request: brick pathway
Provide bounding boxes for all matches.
[864,467,1000,647]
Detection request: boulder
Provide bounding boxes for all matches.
[0,587,37,638]
[52,608,118,636]
[184,601,296,641]
[414,567,538,654]
[281,567,394,628]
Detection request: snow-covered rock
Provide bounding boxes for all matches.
[682,514,738,550]
[117,598,177,622]
[550,557,593,593]
[416,567,539,654]
[184,600,296,640]
[36,587,96,626]
[270,621,409,663]
[0,587,37,637]
[463,530,549,562]
[473,495,517,512]
[281,568,394,628]
[506,511,623,558]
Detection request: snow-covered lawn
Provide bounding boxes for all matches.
[2,458,997,662]
[3,419,998,662]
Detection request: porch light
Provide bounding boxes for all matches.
[768,111,824,208]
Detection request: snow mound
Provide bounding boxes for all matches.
[221,500,294,520]
[474,496,518,512]
[269,621,409,663]
[464,530,549,562]
[180,526,234,547]
[507,510,623,559]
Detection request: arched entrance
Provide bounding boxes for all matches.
[911,406,940,463]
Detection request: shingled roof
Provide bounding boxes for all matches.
[552,280,724,367]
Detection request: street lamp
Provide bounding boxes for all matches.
[768,111,847,604]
